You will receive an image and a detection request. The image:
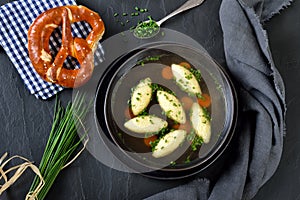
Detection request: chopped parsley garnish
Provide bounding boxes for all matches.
[202,107,211,121]
[185,73,193,80]
[185,155,191,164]
[137,55,161,66]
[149,138,160,151]
[138,109,148,116]
[117,132,122,138]
[187,131,204,151]
[196,92,203,99]
[150,83,176,96]
[148,127,169,151]
[190,68,202,82]
[191,135,204,151]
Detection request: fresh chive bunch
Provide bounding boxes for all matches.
[28,94,89,200]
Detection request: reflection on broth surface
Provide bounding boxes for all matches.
[106,49,226,168]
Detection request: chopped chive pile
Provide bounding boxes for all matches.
[133,16,159,38]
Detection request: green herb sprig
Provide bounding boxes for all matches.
[28,94,90,200]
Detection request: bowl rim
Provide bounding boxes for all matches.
[94,42,239,179]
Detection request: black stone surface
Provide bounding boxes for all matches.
[0,0,299,199]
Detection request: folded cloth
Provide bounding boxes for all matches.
[0,0,103,100]
[147,0,289,199]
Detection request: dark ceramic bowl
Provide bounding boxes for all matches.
[95,43,238,179]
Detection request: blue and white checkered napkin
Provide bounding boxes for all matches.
[0,0,104,100]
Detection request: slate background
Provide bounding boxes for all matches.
[0,0,299,199]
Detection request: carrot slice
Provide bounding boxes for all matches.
[144,135,158,147]
[172,122,191,133]
[172,123,180,130]
[161,66,173,80]
[181,96,194,110]
[197,93,211,108]
[124,107,134,119]
[179,62,191,69]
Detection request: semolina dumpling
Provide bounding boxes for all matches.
[124,115,167,134]
[190,103,211,143]
[157,90,186,124]
[131,78,152,116]
[152,129,187,158]
[171,64,201,97]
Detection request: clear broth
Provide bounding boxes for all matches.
[107,50,226,168]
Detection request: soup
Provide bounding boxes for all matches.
[106,48,226,169]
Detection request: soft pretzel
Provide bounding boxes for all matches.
[28,5,105,88]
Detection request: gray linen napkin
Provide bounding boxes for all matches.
[147,0,290,199]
